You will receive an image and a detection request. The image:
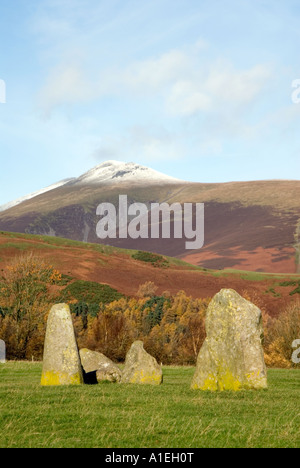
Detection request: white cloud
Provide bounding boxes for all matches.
[38,63,94,116]
[93,126,185,164]
[120,49,191,93]
[167,80,211,116]
[38,44,272,121]
[205,62,272,104]
[165,61,272,117]
[194,38,209,51]
[35,15,274,164]
[38,48,192,115]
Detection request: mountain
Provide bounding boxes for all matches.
[0,161,299,274]
[0,161,183,213]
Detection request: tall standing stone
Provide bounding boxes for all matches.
[0,340,6,364]
[191,289,267,391]
[41,303,83,386]
[121,341,163,385]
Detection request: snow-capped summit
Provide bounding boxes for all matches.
[0,161,185,213]
[73,160,184,186]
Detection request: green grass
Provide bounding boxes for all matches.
[0,242,30,251]
[211,268,298,282]
[132,251,169,268]
[60,280,124,305]
[0,363,299,448]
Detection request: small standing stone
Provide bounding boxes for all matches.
[121,341,163,385]
[191,289,268,391]
[41,303,83,386]
[79,348,122,383]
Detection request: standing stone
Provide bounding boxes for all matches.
[0,340,6,364]
[191,289,267,391]
[41,304,83,386]
[121,341,163,385]
[79,348,122,383]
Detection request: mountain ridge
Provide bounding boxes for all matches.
[0,161,299,274]
[0,161,185,213]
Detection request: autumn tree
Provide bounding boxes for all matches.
[0,252,61,359]
[137,281,158,298]
[264,300,300,368]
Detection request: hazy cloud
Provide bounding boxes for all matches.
[31,0,291,171]
[93,125,185,164]
[38,44,272,121]
[38,63,94,116]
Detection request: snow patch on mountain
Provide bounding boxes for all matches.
[73,160,184,185]
[0,179,74,213]
[0,161,185,213]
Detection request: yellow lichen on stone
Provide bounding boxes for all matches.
[121,341,163,385]
[191,289,268,392]
[246,370,267,389]
[41,371,82,386]
[40,303,84,386]
[218,370,242,391]
[193,370,242,392]
[197,374,218,391]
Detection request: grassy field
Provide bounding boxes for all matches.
[0,362,299,448]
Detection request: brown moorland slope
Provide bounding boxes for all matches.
[0,231,299,317]
[0,179,299,274]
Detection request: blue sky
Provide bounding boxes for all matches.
[0,0,300,205]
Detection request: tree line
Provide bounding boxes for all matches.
[0,253,299,367]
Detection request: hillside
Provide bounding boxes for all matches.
[0,231,299,317]
[0,162,299,274]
